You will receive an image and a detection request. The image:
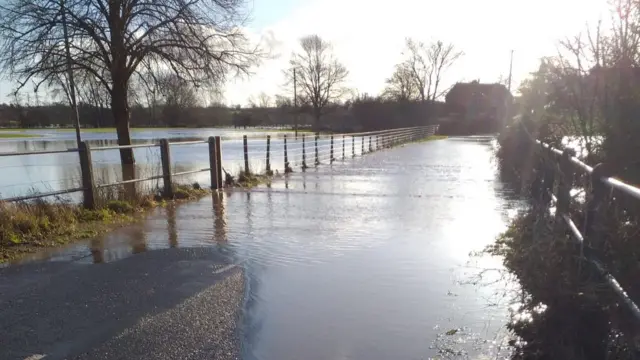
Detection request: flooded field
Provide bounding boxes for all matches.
[13,137,521,359]
[0,128,359,199]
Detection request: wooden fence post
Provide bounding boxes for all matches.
[243,135,249,174]
[352,136,355,157]
[302,134,307,169]
[159,138,173,198]
[330,135,334,163]
[79,141,96,209]
[369,136,372,152]
[315,132,319,165]
[266,135,271,174]
[208,136,219,190]
[342,135,345,159]
[215,136,223,187]
[376,135,379,150]
[284,134,291,173]
[361,136,365,154]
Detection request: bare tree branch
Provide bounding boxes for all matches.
[284,34,348,128]
[0,0,263,186]
[400,38,462,102]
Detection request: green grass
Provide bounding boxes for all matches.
[0,133,39,138]
[0,182,210,264]
[53,127,162,133]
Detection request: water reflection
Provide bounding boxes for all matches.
[167,204,178,248]
[0,129,297,199]
[212,192,227,243]
[10,137,519,359]
[90,237,105,264]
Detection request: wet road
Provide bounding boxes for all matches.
[1,136,520,359]
[0,248,243,360]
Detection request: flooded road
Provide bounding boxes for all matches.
[13,137,521,359]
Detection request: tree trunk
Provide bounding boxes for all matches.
[313,107,321,131]
[108,0,136,199]
[111,84,136,199]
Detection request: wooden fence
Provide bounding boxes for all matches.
[0,125,439,209]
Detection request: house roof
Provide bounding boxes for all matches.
[445,81,512,105]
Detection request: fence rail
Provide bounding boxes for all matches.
[0,125,438,207]
[529,134,640,322]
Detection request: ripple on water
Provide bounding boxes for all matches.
[12,138,521,359]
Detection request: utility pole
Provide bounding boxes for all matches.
[507,50,514,93]
[293,67,298,138]
[60,0,82,147]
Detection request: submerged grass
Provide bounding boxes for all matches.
[0,182,209,263]
[410,135,448,143]
[233,170,271,188]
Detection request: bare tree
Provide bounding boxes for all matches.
[158,73,198,127]
[258,92,271,107]
[129,69,161,126]
[404,38,429,101]
[274,94,292,108]
[402,38,463,102]
[247,92,271,107]
[383,62,419,101]
[428,41,463,101]
[284,35,348,129]
[78,74,111,127]
[0,0,260,191]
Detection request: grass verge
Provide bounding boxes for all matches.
[0,183,209,264]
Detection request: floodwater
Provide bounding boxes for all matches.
[12,137,521,359]
[0,128,365,199]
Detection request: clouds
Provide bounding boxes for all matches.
[224,0,609,105]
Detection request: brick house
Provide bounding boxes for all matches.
[445,81,512,129]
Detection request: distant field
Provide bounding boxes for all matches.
[0,127,179,133]
[0,133,39,138]
[0,127,305,134]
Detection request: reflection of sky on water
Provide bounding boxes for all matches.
[0,128,330,199]
[9,136,522,359]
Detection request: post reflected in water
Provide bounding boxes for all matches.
[130,225,148,254]
[245,190,253,235]
[167,203,178,248]
[267,184,274,230]
[90,237,105,264]
[212,192,228,243]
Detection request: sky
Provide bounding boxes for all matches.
[0,0,610,106]
[224,0,610,106]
